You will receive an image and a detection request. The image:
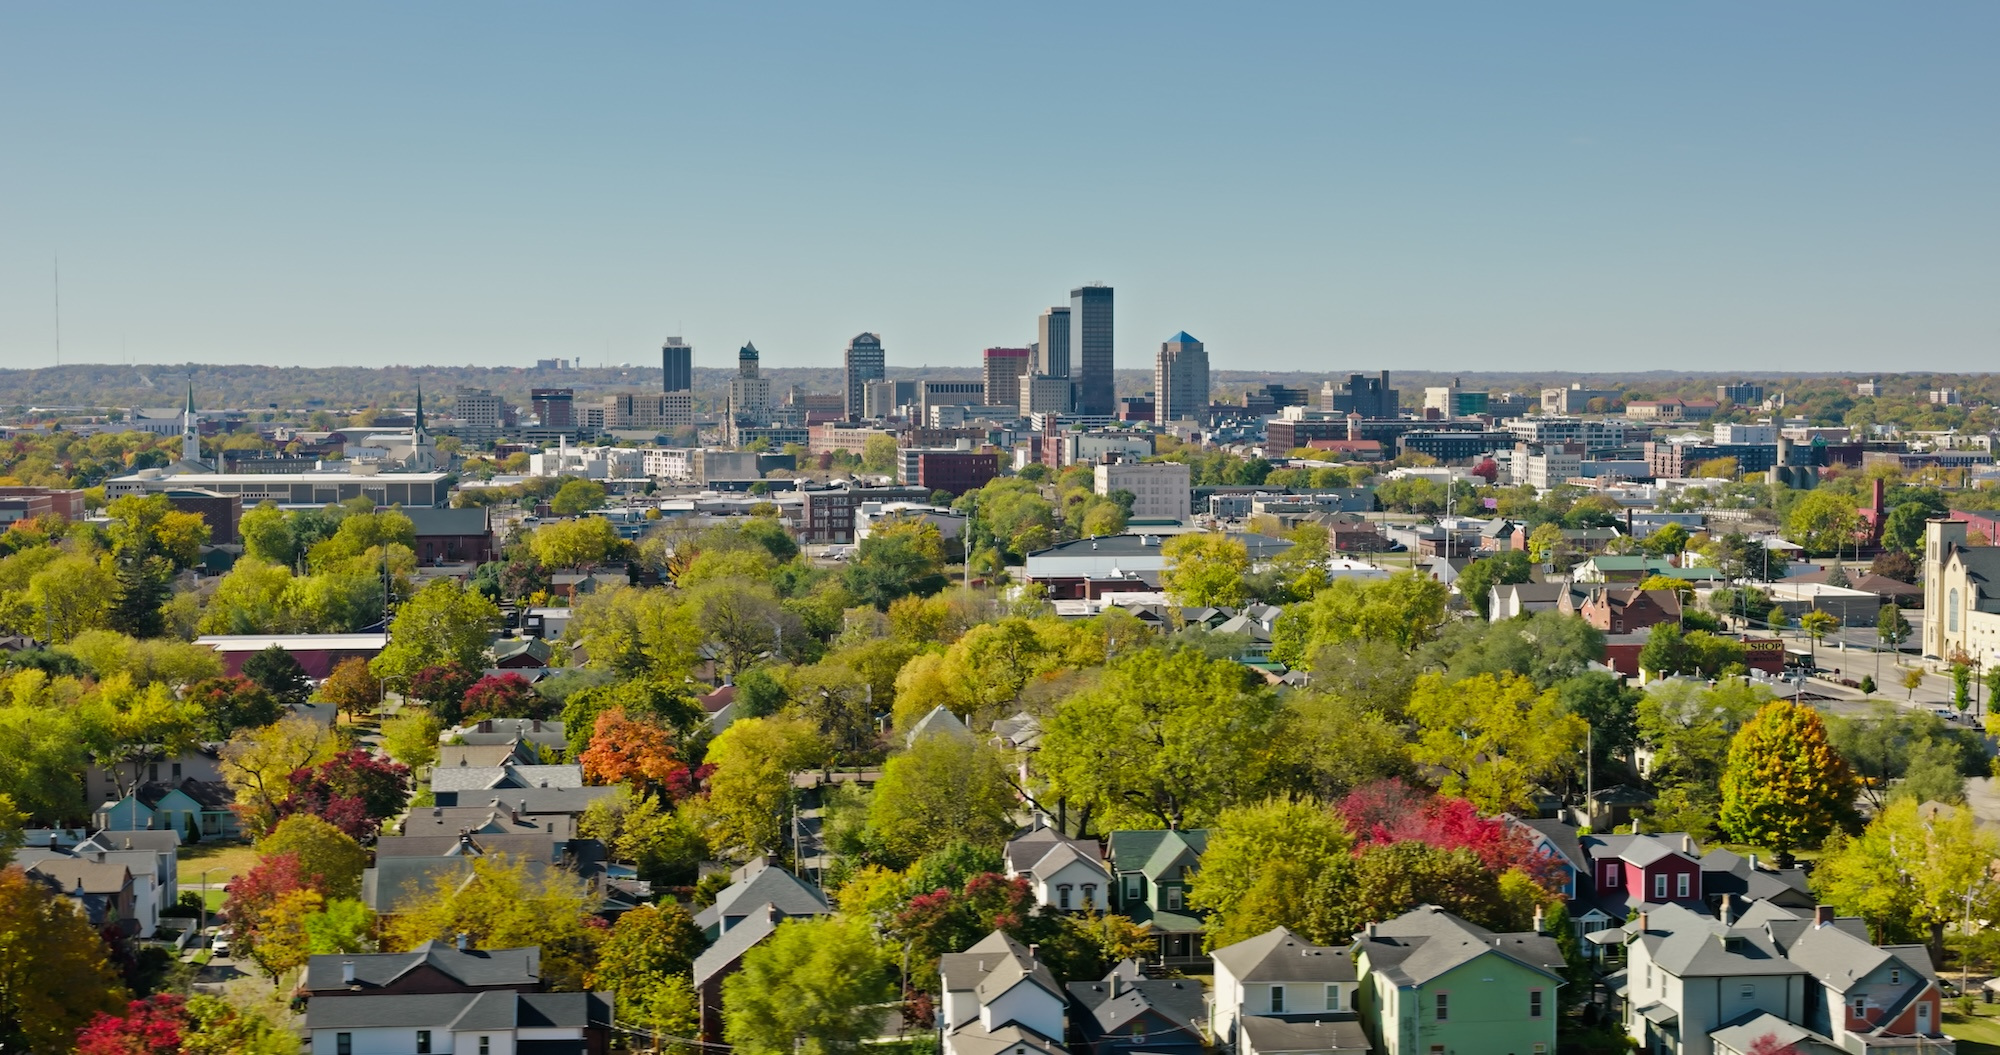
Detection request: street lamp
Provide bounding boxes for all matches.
[196,866,219,937]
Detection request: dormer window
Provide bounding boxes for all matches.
[1603,866,1619,888]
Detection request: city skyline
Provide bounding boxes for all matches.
[2,4,1995,371]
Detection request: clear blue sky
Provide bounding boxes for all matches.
[2,3,1994,372]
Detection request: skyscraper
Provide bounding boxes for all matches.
[1070,285,1114,417]
[1153,332,1210,425]
[662,337,692,393]
[729,343,772,425]
[982,347,1033,411]
[1036,306,1071,379]
[845,333,885,420]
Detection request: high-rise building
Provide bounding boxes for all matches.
[1037,307,1071,379]
[729,343,773,431]
[844,333,885,420]
[1153,332,1209,425]
[1070,285,1114,416]
[1020,374,1075,416]
[662,337,693,394]
[982,347,1033,410]
[1321,372,1400,419]
[454,387,509,429]
[531,388,575,429]
[1717,383,1765,406]
[865,379,917,419]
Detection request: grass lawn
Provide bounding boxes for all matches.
[1946,1001,2000,1055]
[176,842,260,887]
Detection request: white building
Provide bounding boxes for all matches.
[1004,825,1111,914]
[1513,442,1584,490]
[1094,461,1191,522]
[527,442,643,479]
[1714,422,1778,445]
[939,931,1070,1055]
[1056,432,1153,468]
[1211,926,1368,1055]
[641,447,697,482]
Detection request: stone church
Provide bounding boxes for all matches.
[1924,517,2000,664]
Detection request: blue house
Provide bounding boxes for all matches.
[96,779,240,841]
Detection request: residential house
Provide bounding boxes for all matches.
[24,857,136,932]
[1505,816,1586,903]
[444,719,569,756]
[85,744,225,813]
[305,989,613,1055]
[1573,556,1686,584]
[907,704,975,748]
[1351,904,1567,1055]
[694,905,783,1045]
[1211,926,1370,1055]
[1004,823,1111,913]
[1478,519,1527,553]
[1619,901,1952,1055]
[1067,960,1207,1055]
[437,744,543,770]
[96,778,240,840]
[1697,849,1813,916]
[990,713,1043,788]
[431,764,589,807]
[1489,582,1569,622]
[1577,831,1706,934]
[490,638,553,670]
[1572,587,1683,636]
[303,941,542,998]
[17,837,175,937]
[400,801,586,841]
[939,931,1070,1055]
[692,857,830,941]
[1106,829,1211,966]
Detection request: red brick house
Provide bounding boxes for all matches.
[1575,587,1683,635]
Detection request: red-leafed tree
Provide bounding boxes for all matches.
[1471,458,1500,484]
[76,995,185,1055]
[461,673,544,721]
[579,708,688,800]
[1338,779,1565,891]
[276,749,410,839]
[410,661,479,715]
[221,851,313,930]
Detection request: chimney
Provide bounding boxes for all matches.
[1720,894,1734,926]
[1365,921,1378,939]
[1532,905,1546,934]
[1748,853,1759,872]
[1110,972,1121,998]
[456,931,471,951]
[342,960,356,985]
[1632,817,1643,835]
[1815,905,1833,928]
[766,904,782,923]
[1637,912,1648,935]
[1681,834,1694,854]
[1028,944,1039,964]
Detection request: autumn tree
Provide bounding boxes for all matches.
[256,815,370,901]
[1161,533,1251,607]
[276,750,411,840]
[317,657,381,719]
[579,708,689,801]
[528,516,621,569]
[1719,701,1858,866]
[588,903,706,1039]
[369,579,501,684]
[77,994,297,1055]
[460,672,543,722]
[0,867,126,1053]
[219,714,340,833]
[1812,797,2000,960]
[407,661,479,712]
[247,887,323,984]
[1407,672,1587,814]
[724,916,895,1055]
[386,854,600,990]
[866,732,1016,869]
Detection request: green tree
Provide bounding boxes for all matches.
[1161,533,1251,607]
[1642,522,1692,558]
[1903,667,1925,700]
[1719,701,1857,866]
[1527,522,1567,566]
[1453,551,1534,620]
[1037,645,1284,833]
[723,916,895,1055]
[549,477,609,516]
[1189,800,1354,948]
[1767,605,1790,631]
[589,902,706,1023]
[1799,609,1840,668]
[1878,604,1912,656]
[257,814,370,901]
[370,579,501,683]
[302,897,375,954]
[861,433,899,474]
[1406,672,1587,814]
[842,518,948,610]
[379,708,442,771]
[1812,797,2000,957]
[1879,502,1937,555]
[386,854,600,990]
[696,716,829,858]
[1270,572,1450,665]
[1786,491,1862,556]
[528,516,622,569]
[867,733,1016,869]
[242,645,312,705]
[239,502,297,566]
[25,553,116,643]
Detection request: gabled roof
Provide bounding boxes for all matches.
[1237,1017,1373,1054]
[936,929,1064,1010]
[693,859,829,933]
[1633,903,1804,979]
[25,858,130,895]
[906,704,973,747]
[431,764,584,793]
[1066,962,1205,1037]
[1355,904,1566,987]
[1106,829,1210,880]
[303,942,541,993]
[1212,926,1356,983]
[1509,816,1585,871]
[692,904,781,987]
[304,989,610,1032]
[76,829,179,854]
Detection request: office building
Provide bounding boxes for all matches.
[453,388,511,429]
[864,379,917,419]
[897,448,1001,496]
[844,333,885,420]
[531,388,576,430]
[1320,372,1400,419]
[1513,442,1585,489]
[1020,374,1075,416]
[1423,381,1490,417]
[1715,422,1778,446]
[662,337,693,394]
[1070,285,1115,417]
[1153,331,1209,425]
[982,347,1033,411]
[1540,384,1622,415]
[1037,306,1071,379]
[917,381,986,421]
[1094,461,1191,522]
[602,392,692,431]
[729,343,772,425]
[1716,382,1764,406]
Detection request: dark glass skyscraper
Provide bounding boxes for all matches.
[1070,285,1114,416]
[845,332,885,420]
[662,337,692,393]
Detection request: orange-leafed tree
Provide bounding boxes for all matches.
[1720,700,1858,868]
[579,708,690,801]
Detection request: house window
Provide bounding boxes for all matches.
[171,763,182,779]
[1603,866,1619,888]
[1435,993,1449,1021]
[1271,986,1285,1012]
[1891,969,1901,985]
[1654,874,1668,900]
[1325,984,1340,1010]
[1530,990,1544,1018]
[1123,875,1142,901]
[480,1038,491,1055]
[1082,883,1097,906]
[1165,886,1183,911]
[1740,985,1754,999]
[336,1035,353,1055]
[1949,590,1960,632]
[148,763,159,782]
[1058,885,1072,910]
[417,1032,432,1054]
[1853,996,1867,1019]
[1676,873,1690,899]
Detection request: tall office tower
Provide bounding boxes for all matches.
[531,388,576,429]
[729,343,773,424]
[1036,306,1071,378]
[662,337,693,393]
[1153,332,1210,425]
[845,333,886,420]
[1070,285,1115,416]
[982,347,1033,410]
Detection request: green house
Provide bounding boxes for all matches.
[1352,904,1568,1055]
[1105,829,1211,966]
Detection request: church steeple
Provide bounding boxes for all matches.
[414,383,426,431]
[181,377,202,466]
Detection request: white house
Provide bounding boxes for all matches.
[1003,825,1110,914]
[1210,926,1369,1055]
[938,931,1070,1055]
[305,990,612,1055]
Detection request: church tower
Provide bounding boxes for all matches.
[181,379,203,467]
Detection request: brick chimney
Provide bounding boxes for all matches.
[1720,893,1734,926]
[1815,905,1834,927]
